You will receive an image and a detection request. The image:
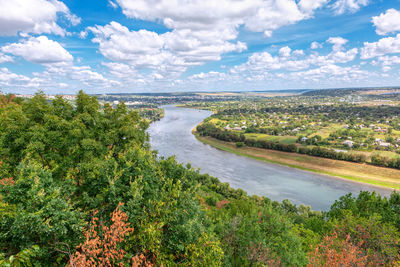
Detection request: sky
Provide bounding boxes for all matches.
[0,0,400,94]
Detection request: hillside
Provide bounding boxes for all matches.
[0,92,399,266]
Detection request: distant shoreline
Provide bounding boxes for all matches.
[193,130,400,191]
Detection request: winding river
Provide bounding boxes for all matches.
[148,105,392,210]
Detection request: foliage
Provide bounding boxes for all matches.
[307,231,367,267]
[0,92,398,266]
[0,245,39,267]
[69,203,137,267]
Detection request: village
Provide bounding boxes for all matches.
[187,92,400,164]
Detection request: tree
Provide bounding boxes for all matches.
[69,203,151,267]
[307,231,367,267]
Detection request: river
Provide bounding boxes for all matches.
[148,105,393,210]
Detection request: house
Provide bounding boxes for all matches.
[224,126,232,130]
[232,127,242,131]
[379,142,391,147]
[342,140,354,148]
[300,137,308,142]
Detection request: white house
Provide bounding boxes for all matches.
[342,140,354,148]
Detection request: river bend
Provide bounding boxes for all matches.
[148,105,392,210]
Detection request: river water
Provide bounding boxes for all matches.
[148,105,393,210]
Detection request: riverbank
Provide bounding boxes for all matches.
[194,132,400,190]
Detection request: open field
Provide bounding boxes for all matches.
[244,133,297,144]
[195,134,400,190]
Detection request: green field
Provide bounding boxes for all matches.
[244,133,297,144]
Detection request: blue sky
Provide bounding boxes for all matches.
[0,0,400,94]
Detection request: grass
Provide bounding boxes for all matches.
[309,123,342,138]
[194,133,400,190]
[244,133,297,144]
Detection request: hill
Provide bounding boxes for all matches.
[0,92,399,266]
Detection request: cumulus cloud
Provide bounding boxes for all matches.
[2,36,73,64]
[361,33,400,59]
[0,0,80,36]
[279,46,292,57]
[230,37,358,75]
[87,0,333,78]
[311,41,323,49]
[186,63,371,92]
[372,9,400,36]
[371,55,400,72]
[287,64,369,83]
[293,49,305,56]
[327,37,348,51]
[114,0,326,37]
[331,0,369,15]
[69,66,120,87]
[0,67,48,91]
[88,21,246,76]
[83,0,372,86]
[298,0,330,15]
[0,53,13,63]
[0,67,30,83]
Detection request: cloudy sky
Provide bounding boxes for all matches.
[0,0,400,94]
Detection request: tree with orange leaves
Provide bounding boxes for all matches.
[69,203,152,267]
[0,93,16,108]
[307,231,368,267]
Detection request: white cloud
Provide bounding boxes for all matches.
[0,53,13,63]
[288,64,369,82]
[88,21,246,76]
[2,36,73,64]
[298,0,330,15]
[69,66,120,87]
[371,55,400,71]
[293,49,305,56]
[377,55,400,66]
[231,37,358,75]
[331,0,369,15]
[361,33,400,59]
[84,1,345,83]
[108,0,118,9]
[279,46,291,57]
[79,31,88,39]
[244,0,307,36]
[0,67,48,91]
[311,41,323,49]
[0,67,30,83]
[0,0,80,36]
[327,37,348,51]
[102,62,136,78]
[114,0,327,37]
[328,48,358,63]
[185,62,371,92]
[372,9,400,36]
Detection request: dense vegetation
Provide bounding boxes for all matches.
[136,107,165,122]
[0,92,399,266]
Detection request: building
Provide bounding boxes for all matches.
[342,140,354,148]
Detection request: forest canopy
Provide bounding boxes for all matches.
[0,91,399,266]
